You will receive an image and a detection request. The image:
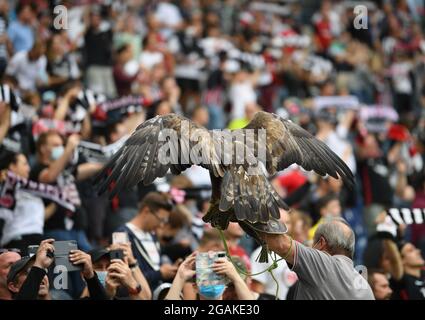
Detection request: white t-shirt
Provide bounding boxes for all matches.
[250,246,298,300]
[126,222,160,270]
[0,190,45,246]
[323,130,357,175]
[391,62,413,94]
[139,51,164,70]
[155,2,183,39]
[6,51,47,91]
[229,81,257,120]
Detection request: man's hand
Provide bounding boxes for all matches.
[212,257,239,282]
[160,263,178,280]
[396,160,407,174]
[64,86,80,100]
[34,239,55,269]
[66,134,80,151]
[262,233,294,264]
[175,252,196,282]
[109,243,137,266]
[69,250,94,279]
[107,259,138,290]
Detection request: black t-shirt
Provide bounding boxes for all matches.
[30,162,83,231]
[392,271,425,300]
[83,28,113,67]
[358,158,394,207]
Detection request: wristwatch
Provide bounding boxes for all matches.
[128,283,142,296]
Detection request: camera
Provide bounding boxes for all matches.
[109,249,124,261]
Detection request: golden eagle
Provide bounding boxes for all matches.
[95,112,354,262]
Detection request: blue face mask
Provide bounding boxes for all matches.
[199,284,225,300]
[96,271,108,287]
[50,146,64,161]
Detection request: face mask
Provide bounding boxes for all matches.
[199,284,225,300]
[50,146,64,161]
[96,271,107,287]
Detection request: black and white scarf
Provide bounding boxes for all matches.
[77,135,129,163]
[0,171,78,212]
[377,208,425,236]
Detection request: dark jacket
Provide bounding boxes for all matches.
[83,27,113,67]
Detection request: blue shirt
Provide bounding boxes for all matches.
[7,20,34,53]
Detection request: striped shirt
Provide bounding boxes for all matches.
[0,15,8,59]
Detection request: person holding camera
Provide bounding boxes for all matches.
[105,242,152,300]
[7,239,108,300]
[212,256,255,300]
[116,192,178,291]
[165,251,196,300]
[7,238,54,300]
[104,258,143,300]
[165,251,254,300]
[0,249,21,300]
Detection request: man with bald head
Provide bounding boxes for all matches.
[0,250,21,299]
[264,217,374,300]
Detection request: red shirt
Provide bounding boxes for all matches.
[315,19,332,51]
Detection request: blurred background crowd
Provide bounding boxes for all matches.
[0,0,424,300]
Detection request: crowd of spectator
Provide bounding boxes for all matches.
[0,0,424,300]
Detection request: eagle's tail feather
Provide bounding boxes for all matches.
[257,245,269,263]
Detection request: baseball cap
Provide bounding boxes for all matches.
[89,248,110,263]
[7,255,35,284]
[278,170,307,195]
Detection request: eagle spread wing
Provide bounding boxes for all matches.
[95,114,224,198]
[95,112,354,261]
[244,111,354,188]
